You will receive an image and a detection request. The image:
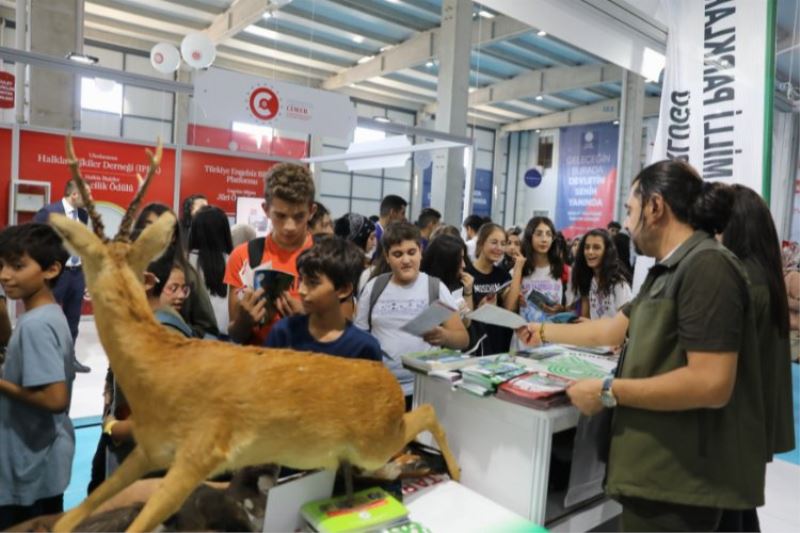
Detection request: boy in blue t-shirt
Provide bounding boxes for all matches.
[265,236,381,361]
[0,224,75,529]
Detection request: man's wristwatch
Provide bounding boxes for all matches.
[600,376,617,408]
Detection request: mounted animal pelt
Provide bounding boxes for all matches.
[50,136,460,533]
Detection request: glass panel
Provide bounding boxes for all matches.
[124,86,174,120]
[384,160,412,180]
[318,170,351,196]
[80,109,121,137]
[352,175,382,199]
[122,116,172,143]
[81,77,123,114]
[382,179,412,199]
[319,196,350,219]
[351,199,381,218]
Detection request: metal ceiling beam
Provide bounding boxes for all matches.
[321,14,529,90]
[423,63,622,114]
[339,86,425,112]
[501,96,659,132]
[206,0,272,43]
[0,45,193,93]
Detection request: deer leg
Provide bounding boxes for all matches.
[340,460,354,507]
[402,404,461,482]
[125,437,228,532]
[53,446,154,532]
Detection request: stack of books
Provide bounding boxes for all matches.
[401,348,473,373]
[496,371,573,409]
[301,487,409,533]
[457,356,528,396]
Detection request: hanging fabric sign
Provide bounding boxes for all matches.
[651,0,770,192]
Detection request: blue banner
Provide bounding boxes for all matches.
[422,165,492,217]
[555,123,619,239]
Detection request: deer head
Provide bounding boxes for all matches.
[48,136,174,302]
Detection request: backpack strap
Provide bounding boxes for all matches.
[247,237,266,270]
[428,273,440,303]
[367,273,393,332]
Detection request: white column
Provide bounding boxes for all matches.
[430,0,471,226]
[615,70,645,220]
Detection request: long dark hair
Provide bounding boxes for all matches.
[722,185,790,337]
[521,216,563,279]
[180,194,207,239]
[188,206,233,298]
[571,229,628,298]
[421,234,466,292]
[632,160,733,235]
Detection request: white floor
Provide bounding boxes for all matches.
[71,320,800,532]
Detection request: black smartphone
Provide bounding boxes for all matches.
[253,269,295,321]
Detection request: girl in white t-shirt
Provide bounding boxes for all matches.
[570,229,632,319]
[519,217,571,323]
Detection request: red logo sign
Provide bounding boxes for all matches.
[0,72,15,109]
[249,87,279,121]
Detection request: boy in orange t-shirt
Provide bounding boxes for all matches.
[224,163,316,345]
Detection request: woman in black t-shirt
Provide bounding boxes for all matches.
[466,223,524,355]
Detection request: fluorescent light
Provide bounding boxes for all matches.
[373,116,390,123]
[478,10,495,18]
[613,120,620,125]
[425,61,434,67]
[352,35,365,43]
[262,12,272,19]
[357,55,374,64]
[66,52,98,64]
[468,87,476,93]
[537,30,547,37]
[535,95,543,101]
[385,0,401,3]
[380,45,391,52]
[244,25,280,39]
[535,129,541,133]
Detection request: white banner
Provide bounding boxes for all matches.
[192,68,357,140]
[652,0,770,193]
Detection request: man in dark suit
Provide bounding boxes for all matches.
[34,181,91,372]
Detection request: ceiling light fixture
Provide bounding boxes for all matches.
[537,30,547,37]
[357,55,373,64]
[613,120,620,125]
[352,35,365,43]
[425,61,434,67]
[478,10,495,19]
[262,12,272,19]
[66,52,99,64]
[373,116,391,123]
[535,95,543,101]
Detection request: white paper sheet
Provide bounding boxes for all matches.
[400,301,457,337]
[467,304,528,330]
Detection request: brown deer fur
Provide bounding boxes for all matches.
[50,140,460,533]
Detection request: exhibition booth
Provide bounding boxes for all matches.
[0,0,798,531]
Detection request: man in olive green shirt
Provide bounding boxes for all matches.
[519,161,766,532]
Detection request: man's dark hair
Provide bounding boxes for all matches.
[264,163,316,206]
[417,208,441,229]
[0,223,69,287]
[64,180,80,197]
[632,160,733,235]
[379,195,407,217]
[381,221,421,251]
[607,221,621,231]
[297,236,365,298]
[308,201,330,230]
[462,214,484,233]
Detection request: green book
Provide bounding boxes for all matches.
[301,487,409,533]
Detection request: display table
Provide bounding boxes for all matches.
[412,372,612,526]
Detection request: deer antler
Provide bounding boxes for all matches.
[114,138,163,243]
[66,135,107,242]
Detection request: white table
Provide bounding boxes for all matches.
[412,373,584,525]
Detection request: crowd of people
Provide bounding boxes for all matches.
[0,158,796,531]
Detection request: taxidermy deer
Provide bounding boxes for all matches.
[50,137,460,533]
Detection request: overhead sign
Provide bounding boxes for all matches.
[0,72,13,109]
[193,68,357,140]
[180,150,276,215]
[651,0,770,194]
[555,123,619,239]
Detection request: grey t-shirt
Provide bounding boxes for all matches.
[0,304,75,506]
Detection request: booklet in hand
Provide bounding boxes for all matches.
[467,304,527,330]
[400,300,457,337]
[253,267,295,321]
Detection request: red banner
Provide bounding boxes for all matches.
[180,150,277,215]
[0,72,14,109]
[0,128,11,226]
[19,131,176,222]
